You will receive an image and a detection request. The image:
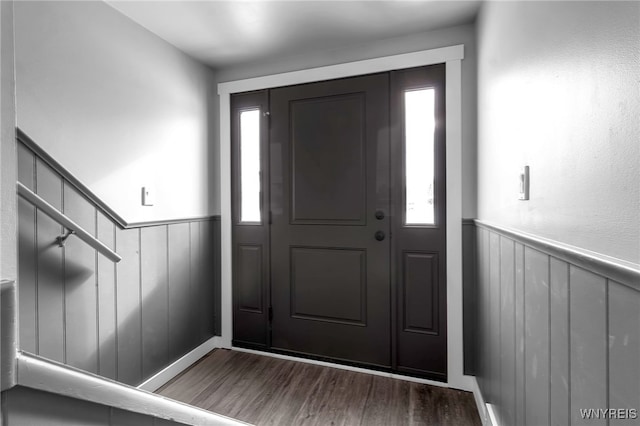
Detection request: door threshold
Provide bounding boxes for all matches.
[231,345,451,389]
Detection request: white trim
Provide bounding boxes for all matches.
[218,44,469,388]
[232,346,451,389]
[219,90,233,349]
[138,336,221,392]
[486,403,500,426]
[16,352,247,425]
[217,45,464,95]
[469,376,493,426]
[444,57,474,392]
[1,280,18,391]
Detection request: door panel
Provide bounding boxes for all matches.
[231,90,270,348]
[290,247,366,325]
[237,244,264,313]
[290,93,366,224]
[231,65,447,380]
[270,73,391,367]
[391,64,447,380]
[402,251,439,333]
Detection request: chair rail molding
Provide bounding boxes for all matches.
[469,219,639,426]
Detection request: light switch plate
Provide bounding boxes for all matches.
[142,186,154,206]
[519,166,530,200]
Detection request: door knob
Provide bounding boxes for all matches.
[374,231,385,241]
[375,210,385,220]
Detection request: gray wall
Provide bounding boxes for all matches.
[1,2,17,422]
[2,387,187,426]
[476,1,640,263]
[473,3,640,421]
[0,0,17,284]
[14,1,219,222]
[471,222,639,426]
[17,139,220,386]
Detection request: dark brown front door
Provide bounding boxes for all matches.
[269,73,391,368]
[231,64,447,381]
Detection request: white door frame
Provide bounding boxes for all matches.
[218,44,472,391]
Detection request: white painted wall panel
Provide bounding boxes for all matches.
[14,1,219,222]
[0,0,17,283]
[476,1,640,263]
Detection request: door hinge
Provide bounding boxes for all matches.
[268,306,273,322]
[269,211,273,224]
[263,111,271,128]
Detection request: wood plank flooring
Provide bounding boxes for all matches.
[157,350,481,425]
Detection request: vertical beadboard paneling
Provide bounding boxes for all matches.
[476,227,489,394]
[116,228,142,385]
[213,219,222,335]
[200,220,216,340]
[17,143,35,190]
[167,223,191,362]
[549,258,569,426]
[189,221,202,350]
[523,247,550,426]
[498,237,515,426]
[35,160,65,362]
[514,242,525,426]
[63,183,98,373]
[17,140,222,389]
[471,222,639,426]
[97,211,117,380]
[570,266,607,425]
[17,197,37,354]
[608,280,640,426]
[488,232,501,404]
[17,145,37,350]
[462,222,476,375]
[141,226,169,379]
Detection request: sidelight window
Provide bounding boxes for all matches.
[404,88,436,225]
[239,109,261,223]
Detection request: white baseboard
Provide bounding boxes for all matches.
[469,376,494,426]
[138,336,222,392]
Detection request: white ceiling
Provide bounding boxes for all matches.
[106,1,481,68]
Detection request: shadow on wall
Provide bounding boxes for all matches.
[17,140,220,387]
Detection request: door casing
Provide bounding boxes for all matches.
[218,44,471,391]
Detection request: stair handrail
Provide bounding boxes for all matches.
[17,182,122,263]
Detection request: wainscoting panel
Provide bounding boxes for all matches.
[498,236,515,426]
[97,211,117,380]
[167,223,192,363]
[549,257,570,426]
[16,132,220,386]
[116,227,143,385]
[609,281,640,426]
[64,183,99,374]
[469,220,640,426]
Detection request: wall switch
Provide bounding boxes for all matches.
[519,166,530,200]
[142,186,154,206]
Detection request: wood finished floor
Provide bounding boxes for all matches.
[157,350,481,426]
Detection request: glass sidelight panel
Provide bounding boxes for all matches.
[240,109,261,223]
[404,88,435,225]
